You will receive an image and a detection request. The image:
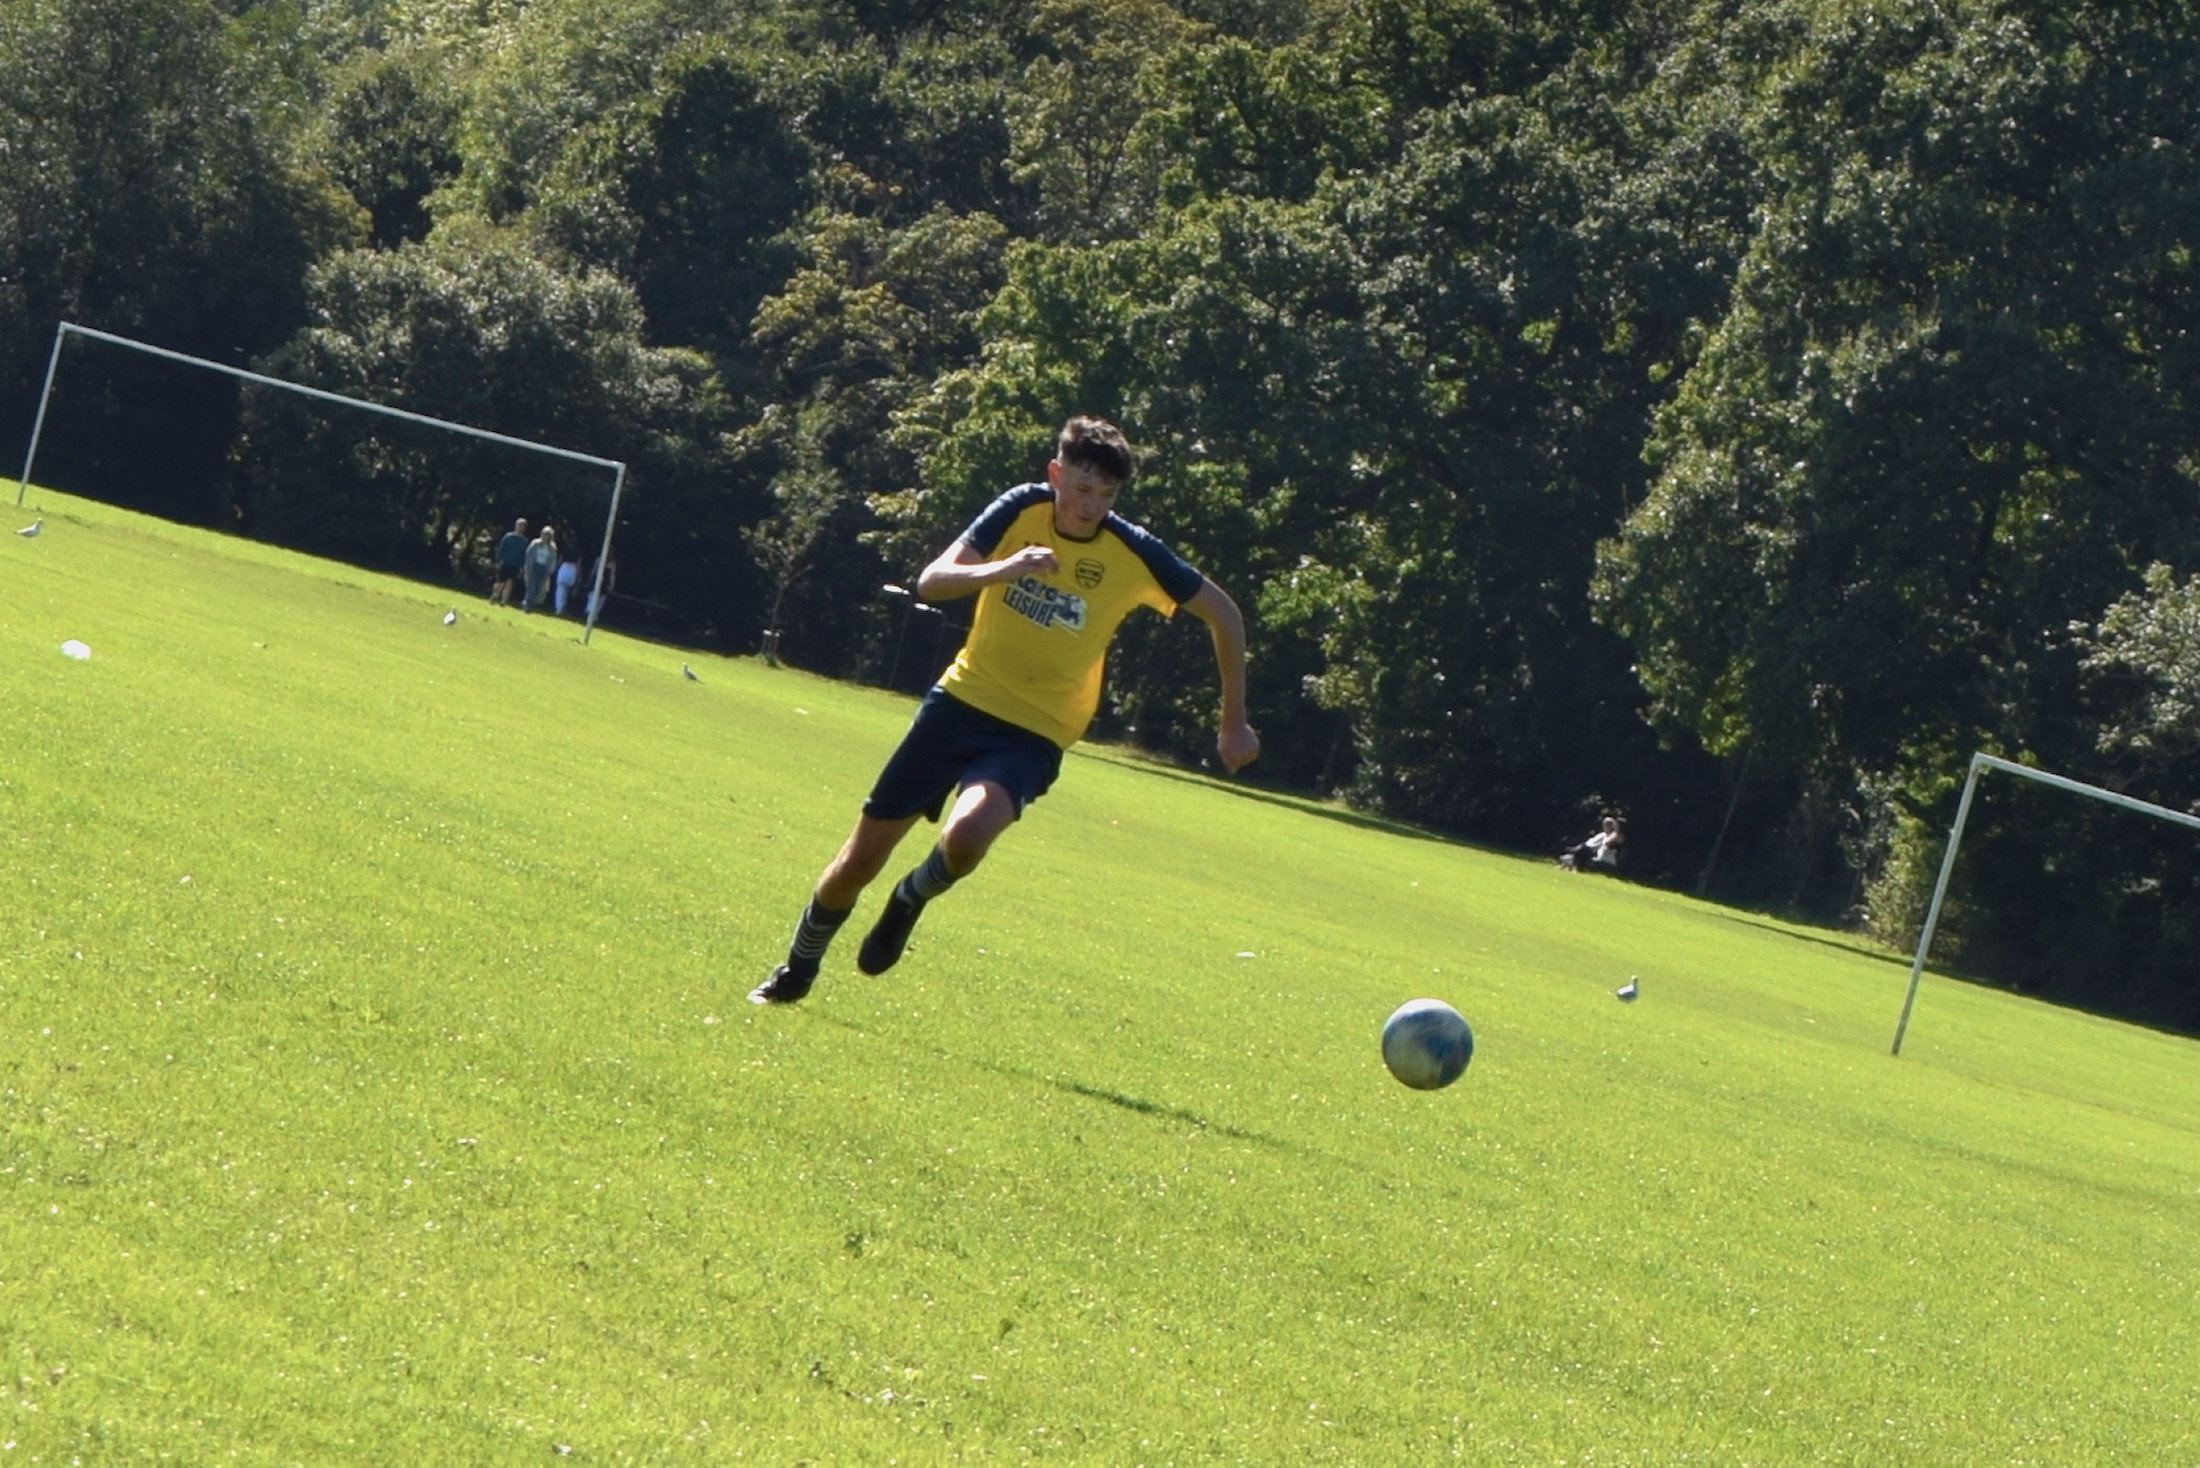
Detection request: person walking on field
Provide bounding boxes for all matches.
[554,553,580,616]
[751,415,1261,1005]
[522,524,558,613]
[491,518,529,605]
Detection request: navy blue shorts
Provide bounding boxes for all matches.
[863,686,1064,823]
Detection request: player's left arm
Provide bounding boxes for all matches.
[1183,578,1261,774]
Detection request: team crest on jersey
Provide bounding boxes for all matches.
[1074,558,1105,589]
[1003,575,1087,632]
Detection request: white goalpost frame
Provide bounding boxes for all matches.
[14,321,630,643]
[1890,751,2200,1055]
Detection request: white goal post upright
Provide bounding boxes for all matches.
[14,321,630,643]
[1890,751,2200,1055]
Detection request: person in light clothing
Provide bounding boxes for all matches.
[1559,816,1624,873]
[522,524,557,612]
[554,554,579,616]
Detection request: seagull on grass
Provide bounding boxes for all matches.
[682,663,700,682]
[1614,978,1639,1002]
[443,608,458,625]
[16,518,40,537]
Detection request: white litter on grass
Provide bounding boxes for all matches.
[1236,951,1257,959]
[60,639,89,660]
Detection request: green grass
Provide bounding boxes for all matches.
[4,488,2198,1463]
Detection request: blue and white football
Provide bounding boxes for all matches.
[1381,998,1474,1090]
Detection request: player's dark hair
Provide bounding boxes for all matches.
[1056,416,1134,484]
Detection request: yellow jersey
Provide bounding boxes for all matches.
[938,484,1205,748]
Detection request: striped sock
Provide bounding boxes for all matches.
[786,896,852,974]
[899,845,959,905]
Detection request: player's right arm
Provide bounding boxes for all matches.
[916,539,1057,601]
[1183,578,1261,774]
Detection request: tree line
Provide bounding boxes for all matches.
[5,0,2199,1027]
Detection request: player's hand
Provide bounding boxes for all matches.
[998,545,1059,579]
[1217,718,1261,775]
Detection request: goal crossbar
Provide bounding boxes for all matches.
[14,321,629,641]
[1889,752,2200,1054]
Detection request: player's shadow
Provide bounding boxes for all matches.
[1044,1075,1290,1149]
[797,1006,1297,1150]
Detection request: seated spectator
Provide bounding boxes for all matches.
[1559,816,1624,873]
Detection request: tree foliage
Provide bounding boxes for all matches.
[234,231,730,600]
[2082,564,2200,771]
[0,0,355,512]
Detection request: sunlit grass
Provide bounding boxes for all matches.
[3,489,2197,1462]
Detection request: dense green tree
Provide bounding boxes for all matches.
[1141,38,1389,207]
[451,0,716,223]
[795,34,1029,227]
[460,21,813,355]
[1598,0,2200,801]
[0,0,355,516]
[233,229,733,610]
[2081,565,2200,777]
[1599,0,2200,943]
[617,42,815,354]
[812,0,1023,54]
[1004,0,1211,243]
[319,45,464,248]
[740,204,1008,671]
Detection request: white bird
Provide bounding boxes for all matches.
[1614,978,1639,1002]
[682,663,699,682]
[443,608,458,625]
[16,518,41,537]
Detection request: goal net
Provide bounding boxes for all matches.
[1890,752,2200,1053]
[14,322,629,640]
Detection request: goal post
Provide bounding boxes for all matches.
[14,321,630,642]
[1889,752,2200,1055]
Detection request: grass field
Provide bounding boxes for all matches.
[3,488,2198,1463]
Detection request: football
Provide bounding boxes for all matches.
[1381,998,1474,1090]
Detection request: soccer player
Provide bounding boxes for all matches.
[751,416,1261,1004]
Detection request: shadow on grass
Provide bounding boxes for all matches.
[799,1006,1295,1149]
[1072,744,1512,856]
[1709,909,1911,968]
[1041,1074,1290,1149]
[963,1047,1296,1150]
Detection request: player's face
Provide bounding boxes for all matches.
[1047,458,1122,541]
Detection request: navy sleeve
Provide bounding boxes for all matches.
[1107,516,1206,606]
[959,483,1052,556]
